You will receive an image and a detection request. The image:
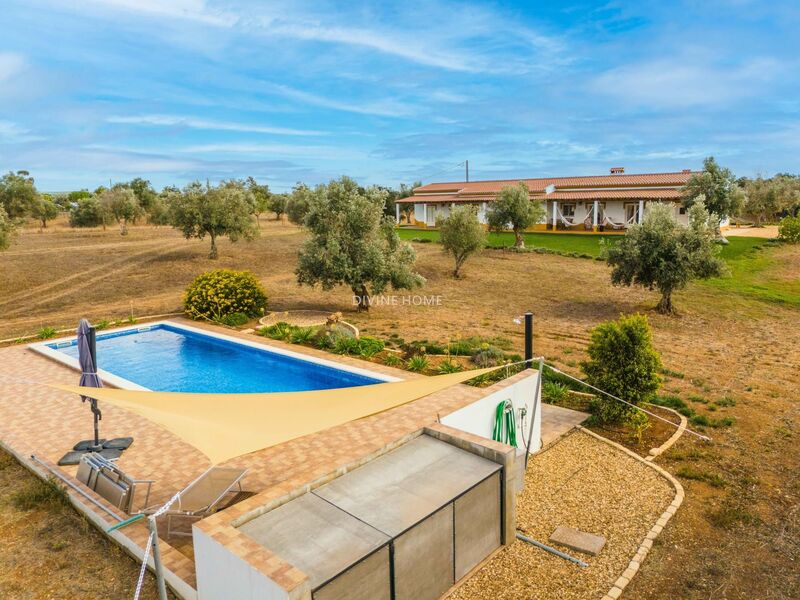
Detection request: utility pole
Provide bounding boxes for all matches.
[466,160,469,182]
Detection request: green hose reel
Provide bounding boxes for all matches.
[492,399,517,446]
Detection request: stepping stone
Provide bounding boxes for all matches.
[549,525,606,556]
[103,437,133,451]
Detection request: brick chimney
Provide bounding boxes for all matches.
[610,166,625,174]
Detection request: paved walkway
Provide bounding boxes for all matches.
[540,403,588,447]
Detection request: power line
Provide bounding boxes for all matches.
[416,160,467,184]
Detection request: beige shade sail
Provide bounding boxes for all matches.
[51,368,496,464]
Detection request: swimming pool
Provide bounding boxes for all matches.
[33,321,390,393]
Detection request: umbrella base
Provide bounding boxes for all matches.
[73,439,107,451]
[58,447,123,466]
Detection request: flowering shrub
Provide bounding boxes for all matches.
[184,269,267,321]
[778,215,800,244]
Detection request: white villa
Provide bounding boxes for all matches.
[396,167,704,232]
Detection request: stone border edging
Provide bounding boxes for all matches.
[644,403,688,461]
[577,427,684,600]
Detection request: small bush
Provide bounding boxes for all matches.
[652,395,695,417]
[357,336,385,358]
[542,381,570,405]
[715,396,737,407]
[581,314,662,424]
[407,354,430,373]
[94,319,111,331]
[289,326,316,344]
[332,336,359,355]
[218,312,249,327]
[260,321,293,341]
[472,347,505,367]
[437,360,463,374]
[184,269,267,321]
[382,354,404,368]
[447,340,475,356]
[628,410,651,444]
[37,326,57,339]
[690,414,711,427]
[778,215,800,243]
[12,477,69,510]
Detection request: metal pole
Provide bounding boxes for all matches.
[524,312,533,368]
[466,159,469,182]
[148,517,168,600]
[516,532,588,568]
[525,356,544,467]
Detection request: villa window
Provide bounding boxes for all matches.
[562,203,576,217]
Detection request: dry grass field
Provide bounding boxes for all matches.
[1,216,798,599]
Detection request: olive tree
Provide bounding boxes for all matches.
[287,183,312,225]
[30,194,59,229]
[246,177,271,223]
[269,193,289,221]
[98,187,142,235]
[485,182,545,248]
[170,180,259,259]
[0,207,14,250]
[605,201,725,314]
[581,314,662,424]
[0,171,39,220]
[683,157,745,240]
[438,205,486,278]
[296,176,424,310]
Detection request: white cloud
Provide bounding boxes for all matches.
[589,56,782,108]
[265,84,414,118]
[79,0,236,26]
[0,120,43,143]
[106,114,325,136]
[179,142,366,160]
[0,52,25,83]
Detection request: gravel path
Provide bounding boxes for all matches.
[449,430,675,600]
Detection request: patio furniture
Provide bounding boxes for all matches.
[75,453,154,513]
[143,466,248,537]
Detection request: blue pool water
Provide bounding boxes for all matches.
[49,324,382,393]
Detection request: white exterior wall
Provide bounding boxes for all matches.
[194,526,294,600]
[441,371,541,453]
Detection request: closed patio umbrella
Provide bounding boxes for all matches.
[76,318,104,452]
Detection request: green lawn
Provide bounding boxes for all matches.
[398,228,800,308]
[397,228,618,258]
[703,237,800,307]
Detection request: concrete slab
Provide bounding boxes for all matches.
[313,435,500,537]
[541,404,589,447]
[549,525,606,556]
[238,493,390,589]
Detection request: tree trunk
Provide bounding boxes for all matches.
[119,219,128,236]
[514,229,525,249]
[209,233,218,259]
[41,219,47,229]
[656,290,674,314]
[353,283,370,311]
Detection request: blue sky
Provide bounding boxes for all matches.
[1,0,798,191]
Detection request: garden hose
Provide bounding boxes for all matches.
[492,399,517,446]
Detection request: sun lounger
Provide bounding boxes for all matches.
[142,466,248,537]
[76,453,154,513]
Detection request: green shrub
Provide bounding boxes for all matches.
[675,466,726,487]
[69,197,109,228]
[37,326,57,340]
[581,314,661,424]
[357,336,385,358]
[542,381,570,405]
[778,215,800,243]
[437,360,463,374]
[690,414,711,427]
[184,269,267,321]
[289,326,316,344]
[382,354,404,368]
[628,409,651,444]
[447,340,475,356]
[94,319,111,331]
[472,347,505,367]
[652,395,695,417]
[333,336,360,355]
[404,339,446,355]
[218,312,249,327]
[407,355,429,373]
[260,322,293,341]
